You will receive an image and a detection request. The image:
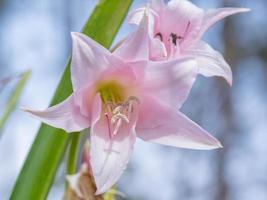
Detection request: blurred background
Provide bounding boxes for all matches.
[0,0,264,199]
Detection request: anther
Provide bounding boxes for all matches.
[170,33,178,46]
[155,32,163,41]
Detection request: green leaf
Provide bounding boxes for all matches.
[10,1,132,199]
[0,70,31,134]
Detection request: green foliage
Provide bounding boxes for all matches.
[0,70,31,135]
[10,1,132,199]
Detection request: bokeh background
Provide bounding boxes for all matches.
[0,0,265,200]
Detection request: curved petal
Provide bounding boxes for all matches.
[90,94,137,194]
[71,32,112,91]
[73,84,95,118]
[128,7,158,26]
[186,40,232,85]
[114,10,150,62]
[23,94,90,132]
[136,95,222,150]
[128,7,145,25]
[197,7,250,40]
[151,0,165,11]
[163,0,204,39]
[143,57,198,108]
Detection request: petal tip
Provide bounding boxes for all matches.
[22,107,38,115]
[20,106,29,112]
[71,32,84,41]
[227,76,233,87]
[211,139,223,149]
[70,31,78,38]
[239,8,251,12]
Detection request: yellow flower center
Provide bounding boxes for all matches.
[95,80,126,104]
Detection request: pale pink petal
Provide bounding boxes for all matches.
[143,57,198,108]
[198,7,250,40]
[137,95,222,150]
[126,61,146,83]
[114,11,150,62]
[128,7,158,26]
[186,40,232,85]
[150,0,165,11]
[99,63,141,88]
[71,32,112,91]
[73,85,94,118]
[128,7,145,25]
[90,94,137,194]
[152,0,204,52]
[23,95,90,132]
[164,0,203,37]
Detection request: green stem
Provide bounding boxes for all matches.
[66,132,82,174]
[66,130,90,175]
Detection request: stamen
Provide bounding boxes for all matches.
[104,96,139,138]
[112,105,124,115]
[169,21,191,46]
[184,21,191,37]
[125,96,140,114]
[155,32,163,41]
[179,21,191,43]
[111,113,129,124]
[113,118,122,136]
[170,33,178,46]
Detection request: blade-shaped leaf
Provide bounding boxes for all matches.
[0,70,31,134]
[10,1,132,199]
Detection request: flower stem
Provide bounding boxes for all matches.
[66,132,83,174]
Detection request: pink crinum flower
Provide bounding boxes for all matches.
[116,0,249,85]
[25,32,222,194]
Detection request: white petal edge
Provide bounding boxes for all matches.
[186,40,233,85]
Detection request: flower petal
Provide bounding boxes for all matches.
[137,0,202,53]
[186,40,232,85]
[137,95,222,150]
[90,94,137,194]
[114,10,150,62]
[128,7,145,25]
[143,57,198,108]
[198,7,250,39]
[23,94,90,132]
[71,32,112,91]
[151,0,165,12]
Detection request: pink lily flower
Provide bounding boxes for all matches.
[24,32,221,194]
[117,0,249,85]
